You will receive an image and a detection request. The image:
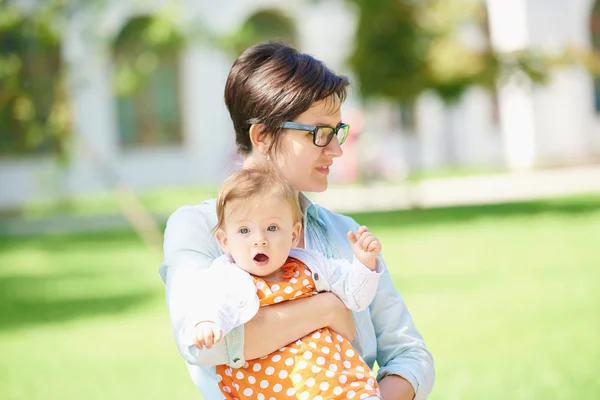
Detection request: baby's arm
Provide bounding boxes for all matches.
[301,227,384,312]
[184,255,256,348]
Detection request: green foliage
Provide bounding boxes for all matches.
[348,0,550,104]
[349,0,429,101]
[0,0,72,160]
[112,12,186,97]
[222,10,297,56]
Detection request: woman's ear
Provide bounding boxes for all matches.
[249,123,272,156]
[291,221,302,249]
[215,229,229,253]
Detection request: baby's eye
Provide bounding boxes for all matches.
[267,225,278,232]
[239,228,249,234]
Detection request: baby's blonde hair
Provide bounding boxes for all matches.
[215,164,302,232]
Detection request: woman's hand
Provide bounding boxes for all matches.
[322,292,356,342]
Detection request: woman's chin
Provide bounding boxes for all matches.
[305,182,328,193]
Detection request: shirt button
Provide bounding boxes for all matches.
[314,273,319,280]
[231,357,244,368]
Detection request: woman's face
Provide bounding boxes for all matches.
[272,95,344,193]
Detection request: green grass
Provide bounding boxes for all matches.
[3,185,218,220]
[1,194,599,399]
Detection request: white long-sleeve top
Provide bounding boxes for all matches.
[182,248,384,345]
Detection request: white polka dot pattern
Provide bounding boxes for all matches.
[216,258,380,399]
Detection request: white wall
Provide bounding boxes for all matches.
[526,0,599,165]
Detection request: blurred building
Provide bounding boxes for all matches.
[370,0,600,176]
[1,0,600,209]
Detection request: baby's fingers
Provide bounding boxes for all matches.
[213,328,223,345]
[361,233,381,251]
[193,335,207,350]
[356,225,369,237]
[366,238,381,253]
[204,331,214,349]
[347,231,358,245]
[360,234,378,251]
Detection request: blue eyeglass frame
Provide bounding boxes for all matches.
[280,121,350,147]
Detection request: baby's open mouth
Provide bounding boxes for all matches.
[253,253,269,266]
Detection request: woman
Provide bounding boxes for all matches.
[160,42,434,400]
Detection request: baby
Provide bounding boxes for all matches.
[193,165,383,400]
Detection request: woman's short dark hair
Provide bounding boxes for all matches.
[224,41,350,155]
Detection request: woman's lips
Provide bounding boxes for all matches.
[253,253,269,267]
[316,165,331,175]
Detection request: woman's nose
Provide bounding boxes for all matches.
[323,136,343,158]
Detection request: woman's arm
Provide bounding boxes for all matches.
[243,292,356,360]
[162,205,356,366]
[371,269,435,400]
[330,213,434,399]
[379,375,416,400]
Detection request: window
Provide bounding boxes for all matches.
[113,16,183,148]
[591,1,600,112]
[0,22,65,156]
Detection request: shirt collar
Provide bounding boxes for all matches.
[298,192,320,221]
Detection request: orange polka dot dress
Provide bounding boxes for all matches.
[216,257,381,400]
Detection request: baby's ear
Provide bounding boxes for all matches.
[215,229,229,253]
[291,221,302,248]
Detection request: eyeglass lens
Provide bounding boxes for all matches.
[314,126,349,147]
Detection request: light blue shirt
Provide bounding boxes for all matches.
[160,194,435,400]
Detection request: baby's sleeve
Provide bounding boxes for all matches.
[161,205,246,367]
[314,250,384,312]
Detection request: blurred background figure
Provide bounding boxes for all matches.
[1,1,599,399]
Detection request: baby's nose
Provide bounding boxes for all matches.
[254,236,268,247]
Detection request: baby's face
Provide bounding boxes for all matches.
[217,195,301,277]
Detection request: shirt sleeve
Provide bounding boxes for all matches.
[161,204,246,368]
[340,215,435,399]
[180,256,255,339]
[312,250,384,312]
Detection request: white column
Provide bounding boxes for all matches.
[63,12,120,194]
[181,45,235,182]
[416,92,446,169]
[486,0,537,170]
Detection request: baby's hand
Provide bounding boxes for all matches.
[347,226,382,271]
[193,321,223,349]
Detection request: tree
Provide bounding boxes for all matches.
[0,0,73,160]
[347,0,549,105]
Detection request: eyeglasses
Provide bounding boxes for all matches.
[280,121,350,147]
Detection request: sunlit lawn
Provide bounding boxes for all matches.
[1,194,599,400]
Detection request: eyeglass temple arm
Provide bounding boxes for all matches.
[281,122,316,130]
